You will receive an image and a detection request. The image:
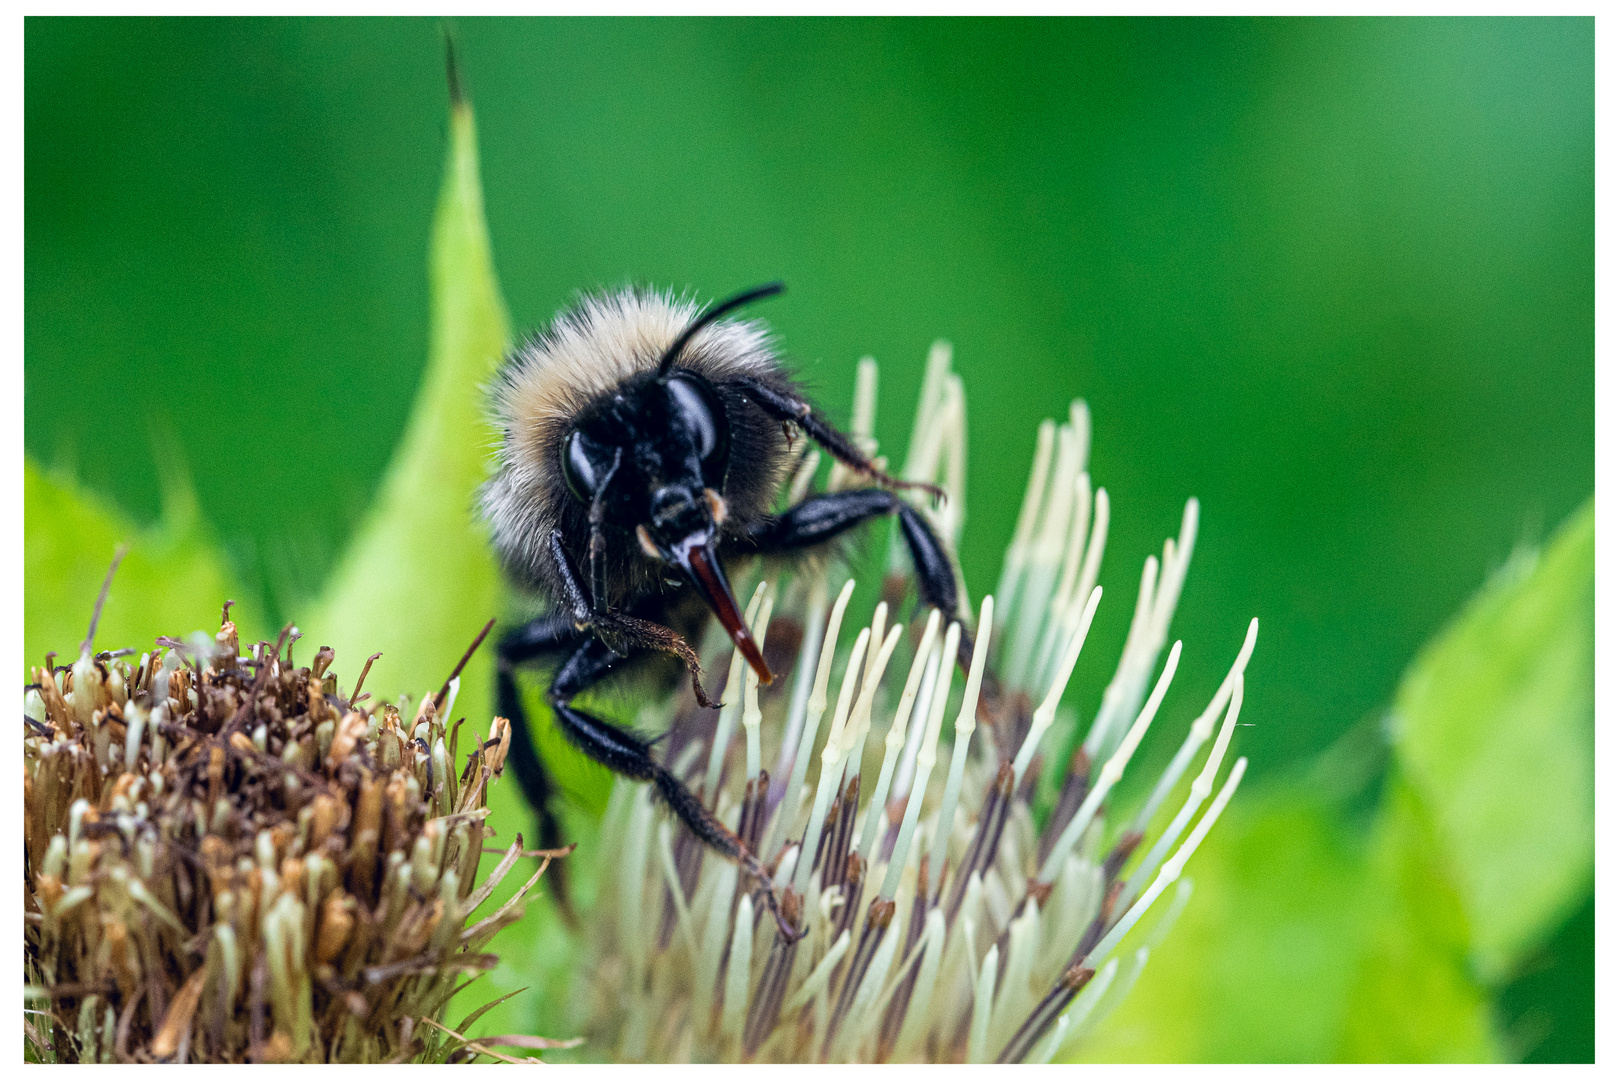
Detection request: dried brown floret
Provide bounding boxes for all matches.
[24,583,565,1063]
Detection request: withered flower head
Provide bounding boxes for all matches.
[23,585,567,1064]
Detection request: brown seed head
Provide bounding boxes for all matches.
[24,603,562,1062]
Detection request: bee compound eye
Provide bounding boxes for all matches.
[561,430,609,504]
[665,373,729,464]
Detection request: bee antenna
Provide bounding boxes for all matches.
[656,281,785,378]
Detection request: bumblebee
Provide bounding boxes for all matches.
[482,283,961,928]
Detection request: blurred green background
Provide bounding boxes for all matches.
[25,17,1592,1061]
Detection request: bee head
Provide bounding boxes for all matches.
[557,284,785,683]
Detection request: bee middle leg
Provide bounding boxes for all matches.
[739,488,977,669]
[548,633,803,939]
[732,378,972,660]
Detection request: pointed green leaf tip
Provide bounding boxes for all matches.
[1388,497,1594,984]
[299,98,511,720]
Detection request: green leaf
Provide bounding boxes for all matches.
[1336,777,1498,1061]
[24,457,254,671]
[1077,786,1370,1062]
[297,96,511,719]
[1387,498,1594,983]
[1073,777,1498,1063]
[1079,496,1592,1062]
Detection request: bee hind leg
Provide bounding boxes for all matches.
[497,613,588,923]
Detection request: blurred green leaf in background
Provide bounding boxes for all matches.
[1389,501,1594,987]
[1084,499,1593,1062]
[24,457,257,662]
[23,17,1593,1062]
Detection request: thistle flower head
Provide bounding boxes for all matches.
[23,584,566,1063]
[576,344,1257,1063]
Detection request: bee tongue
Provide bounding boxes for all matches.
[679,541,774,685]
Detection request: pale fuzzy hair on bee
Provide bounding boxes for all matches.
[481,288,794,596]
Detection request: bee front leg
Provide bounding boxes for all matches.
[548,634,802,939]
[733,375,946,501]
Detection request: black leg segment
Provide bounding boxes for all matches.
[741,488,959,623]
[546,528,593,622]
[745,488,897,550]
[733,375,943,499]
[501,612,585,665]
[496,612,588,922]
[545,634,801,938]
[895,501,960,622]
[733,375,864,473]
